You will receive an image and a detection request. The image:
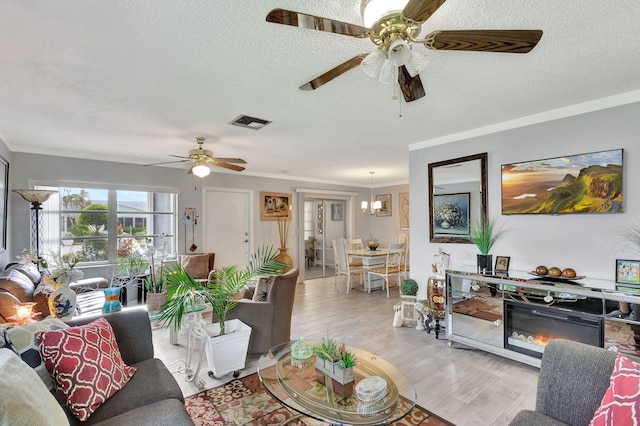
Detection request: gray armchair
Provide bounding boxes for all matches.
[227,268,299,354]
[509,339,623,426]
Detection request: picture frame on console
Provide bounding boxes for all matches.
[495,256,510,275]
[615,259,640,285]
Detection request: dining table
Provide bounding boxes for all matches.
[347,248,397,292]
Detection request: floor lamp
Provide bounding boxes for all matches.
[12,189,57,257]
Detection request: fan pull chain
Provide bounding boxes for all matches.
[390,67,402,118]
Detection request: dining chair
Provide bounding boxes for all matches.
[396,234,410,280]
[400,245,410,280]
[347,239,364,268]
[335,238,364,294]
[367,242,404,297]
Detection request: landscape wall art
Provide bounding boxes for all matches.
[501,149,623,215]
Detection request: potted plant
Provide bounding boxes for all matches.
[159,245,287,377]
[144,235,170,315]
[469,216,508,274]
[314,337,357,383]
[314,336,357,397]
[400,278,418,298]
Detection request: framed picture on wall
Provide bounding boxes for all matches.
[501,149,623,215]
[399,192,409,230]
[330,203,343,221]
[432,193,470,236]
[376,194,392,217]
[0,156,7,251]
[260,192,291,221]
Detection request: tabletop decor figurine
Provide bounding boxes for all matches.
[432,248,451,278]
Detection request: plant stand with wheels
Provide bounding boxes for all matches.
[165,309,207,388]
[202,318,252,379]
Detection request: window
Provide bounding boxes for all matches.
[38,185,177,264]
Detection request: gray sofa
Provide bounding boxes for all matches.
[509,339,634,426]
[60,309,193,425]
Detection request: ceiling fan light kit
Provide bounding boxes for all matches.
[266,0,542,102]
[144,137,246,177]
[191,163,211,178]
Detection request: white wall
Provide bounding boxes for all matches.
[410,101,640,298]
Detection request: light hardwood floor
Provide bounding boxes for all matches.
[152,275,539,426]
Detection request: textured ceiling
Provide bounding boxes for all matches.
[0,1,639,187]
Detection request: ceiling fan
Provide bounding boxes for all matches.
[144,137,246,177]
[266,0,543,102]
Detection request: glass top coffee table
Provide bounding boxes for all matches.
[258,341,417,425]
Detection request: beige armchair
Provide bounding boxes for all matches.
[226,268,299,353]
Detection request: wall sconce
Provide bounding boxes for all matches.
[361,172,382,215]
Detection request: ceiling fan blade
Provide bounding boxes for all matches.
[213,158,247,164]
[214,160,245,172]
[144,159,189,166]
[398,65,426,102]
[266,8,371,37]
[169,154,194,160]
[187,165,194,175]
[402,0,447,23]
[300,54,368,91]
[425,30,543,53]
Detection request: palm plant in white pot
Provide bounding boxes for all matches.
[159,245,287,377]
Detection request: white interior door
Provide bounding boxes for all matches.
[204,188,251,269]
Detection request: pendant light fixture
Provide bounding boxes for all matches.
[361,171,383,215]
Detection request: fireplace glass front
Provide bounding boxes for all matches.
[504,299,604,358]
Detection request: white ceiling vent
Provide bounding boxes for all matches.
[229,114,272,130]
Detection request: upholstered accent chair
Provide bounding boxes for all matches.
[226,268,299,354]
[177,253,215,282]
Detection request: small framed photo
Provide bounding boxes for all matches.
[495,256,510,273]
[330,203,343,221]
[615,259,640,285]
[376,194,392,217]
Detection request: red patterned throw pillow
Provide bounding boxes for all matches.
[36,317,136,421]
[589,353,640,426]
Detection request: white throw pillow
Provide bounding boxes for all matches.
[0,348,69,426]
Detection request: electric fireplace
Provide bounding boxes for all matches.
[504,299,604,359]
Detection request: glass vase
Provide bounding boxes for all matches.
[102,287,122,314]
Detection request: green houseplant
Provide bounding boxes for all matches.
[159,245,287,335]
[314,336,357,389]
[469,216,508,274]
[400,278,418,297]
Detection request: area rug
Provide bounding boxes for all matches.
[452,295,502,322]
[185,373,454,426]
[605,319,640,357]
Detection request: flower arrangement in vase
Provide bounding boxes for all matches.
[42,251,84,319]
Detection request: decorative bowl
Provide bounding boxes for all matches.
[368,243,379,251]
